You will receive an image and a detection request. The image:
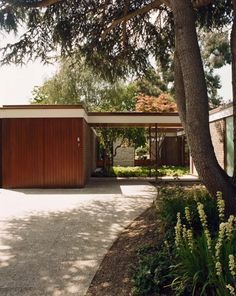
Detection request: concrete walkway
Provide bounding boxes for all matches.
[0,179,156,296]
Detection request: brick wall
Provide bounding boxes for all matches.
[209,119,225,169]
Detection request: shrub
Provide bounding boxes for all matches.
[158,186,219,236]
[133,187,228,296]
[172,192,236,295]
[132,243,174,296]
[93,166,189,178]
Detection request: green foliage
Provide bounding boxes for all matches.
[159,186,219,235]
[132,243,173,296]
[172,193,236,295]
[132,187,231,296]
[0,0,232,80]
[31,57,110,109]
[199,30,231,108]
[135,145,149,157]
[92,166,189,178]
[96,82,138,112]
[135,67,168,97]
[158,166,189,178]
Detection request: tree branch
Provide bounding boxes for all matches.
[5,0,63,8]
[101,0,214,39]
[122,0,129,49]
[101,0,164,39]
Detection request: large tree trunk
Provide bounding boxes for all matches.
[170,0,236,214]
[232,0,236,179]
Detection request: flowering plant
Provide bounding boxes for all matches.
[172,192,236,295]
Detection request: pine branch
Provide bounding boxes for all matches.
[4,0,63,8]
[101,0,214,39]
[101,0,164,39]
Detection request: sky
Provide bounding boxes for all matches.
[216,65,232,102]
[0,61,57,105]
[0,30,58,106]
[0,62,232,106]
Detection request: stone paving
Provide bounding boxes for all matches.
[0,179,156,296]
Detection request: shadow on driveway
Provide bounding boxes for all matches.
[0,180,156,296]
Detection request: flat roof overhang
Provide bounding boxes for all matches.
[0,105,182,129]
[87,112,181,128]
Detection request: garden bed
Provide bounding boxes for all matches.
[92,165,189,178]
[87,185,236,296]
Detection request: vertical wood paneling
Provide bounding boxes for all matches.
[2,118,44,188]
[43,118,83,187]
[2,118,84,188]
[162,137,182,166]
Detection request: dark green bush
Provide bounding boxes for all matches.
[158,186,219,235]
[132,243,174,296]
[171,193,236,295]
[132,186,221,296]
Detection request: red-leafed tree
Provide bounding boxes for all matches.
[135,93,177,113]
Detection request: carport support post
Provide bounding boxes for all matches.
[149,125,152,177]
[155,123,158,184]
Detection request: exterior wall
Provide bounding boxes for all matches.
[190,119,226,176]
[150,136,186,166]
[113,139,135,167]
[83,120,96,183]
[0,119,2,188]
[190,104,234,176]
[0,105,184,188]
[209,119,225,170]
[2,118,85,188]
[190,157,198,176]
[226,116,234,176]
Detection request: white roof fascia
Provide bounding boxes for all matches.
[87,115,181,125]
[209,106,233,123]
[0,108,88,121]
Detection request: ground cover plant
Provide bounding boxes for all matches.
[92,166,189,178]
[132,186,236,295]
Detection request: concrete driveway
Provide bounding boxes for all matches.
[0,179,156,296]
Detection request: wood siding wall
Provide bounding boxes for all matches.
[151,136,188,166]
[2,118,85,188]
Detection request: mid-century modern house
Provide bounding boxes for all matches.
[0,103,233,188]
[0,104,182,188]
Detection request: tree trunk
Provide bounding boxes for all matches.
[170,0,236,214]
[232,0,236,179]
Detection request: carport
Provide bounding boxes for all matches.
[0,105,182,188]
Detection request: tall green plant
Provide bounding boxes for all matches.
[173,192,236,295]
